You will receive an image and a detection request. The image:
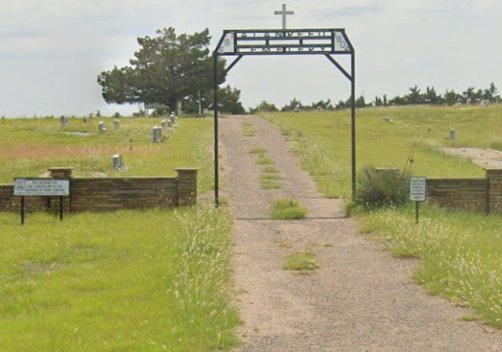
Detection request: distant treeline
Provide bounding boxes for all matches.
[252,82,500,112]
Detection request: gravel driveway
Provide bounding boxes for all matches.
[219,115,501,351]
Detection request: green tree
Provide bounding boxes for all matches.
[250,100,278,113]
[217,85,246,114]
[98,27,226,113]
[444,89,460,105]
[281,98,303,112]
[405,85,423,105]
[424,86,443,105]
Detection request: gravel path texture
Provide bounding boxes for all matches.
[442,147,502,169]
[219,115,501,352]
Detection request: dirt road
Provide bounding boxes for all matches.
[219,115,501,351]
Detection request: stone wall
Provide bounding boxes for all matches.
[0,168,197,213]
[375,167,502,214]
[426,178,488,212]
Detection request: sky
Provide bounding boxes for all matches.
[0,0,501,117]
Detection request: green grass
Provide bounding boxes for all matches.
[262,106,490,198]
[271,198,307,220]
[0,115,239,349]
[284,251,319,275]
[0,116,214,194]
[261,105,502,328]
[249,147,267,156]
[255,155,274,165]
[249,147,281,189]
[259,166,281,189]
[0,207,239,351]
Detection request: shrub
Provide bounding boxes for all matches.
[355,167,409,209]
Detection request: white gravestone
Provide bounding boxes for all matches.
[98,121,107,134]
[152,126,162,143]
[112,154,124,170]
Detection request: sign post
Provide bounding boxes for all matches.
[410,177,426,224]
[14,178,70,225]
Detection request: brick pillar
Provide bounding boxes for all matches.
[49,167,73,179]
[176,168,198,206]
[486,169,502,213]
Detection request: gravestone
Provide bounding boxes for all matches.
[449,128,456,141]
[167,120,173,128]
[83,115,88,123]
[152,126,162,143]
[169,112,177,123]
[98,121,107,134]
[161,119,168,129]
[112,154,124,170]
[114,119,121,130]
[60,115,68,127]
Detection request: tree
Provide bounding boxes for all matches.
[217,85,246,114]
[250,101,278,113]
[98,27,226,113]
[405,85,423,105]
[482,82,499,102]
[281,98,303,112]
[424,86,441,104]
[444,89,460,105]
[311,99,334,110]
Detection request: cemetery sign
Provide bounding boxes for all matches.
[410,177,426,202]
[217,29,351,56]
[14,178,70,196]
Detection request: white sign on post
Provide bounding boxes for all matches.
[14,178,70,196]
[410,177,426,202]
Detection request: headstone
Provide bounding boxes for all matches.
[449,128,456,141]
[167,120,173,128]
[83,115,88,123]
[161,119,168,129]
[60,115,68,127]
[169,112,176,123]
[98,121,107,134]
[114,119,120,130]
[112,154,124,170]
[152,126,162,143]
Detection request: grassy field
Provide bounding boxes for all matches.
[262,105,502,328]
[262,105,502,198]
[0,116,214,193]
[0,116,239,350]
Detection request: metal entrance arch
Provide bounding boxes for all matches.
[213,28,355,206]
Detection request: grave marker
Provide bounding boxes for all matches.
[60,115,68,127]
[112,154,124,170]
[98,121,107,134]
[152,126,162,143]
[114,119,121,130]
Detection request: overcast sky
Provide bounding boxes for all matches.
[1,0,501,117]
